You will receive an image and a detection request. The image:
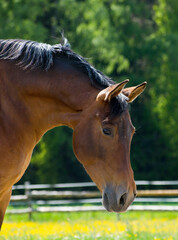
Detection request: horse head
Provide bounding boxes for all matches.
[73,80,147,212]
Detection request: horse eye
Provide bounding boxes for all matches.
[102,128,112,136]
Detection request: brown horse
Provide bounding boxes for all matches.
[0,38,146,228]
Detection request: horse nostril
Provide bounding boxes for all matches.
[119,193,127,206]
[103,186,128,212]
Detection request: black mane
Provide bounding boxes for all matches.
[0,39,128,115]
[0,39,114,89]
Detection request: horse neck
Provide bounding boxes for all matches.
[0,61,98,142]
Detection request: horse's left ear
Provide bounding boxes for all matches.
[96,79,129,102]
[122,82,147,103]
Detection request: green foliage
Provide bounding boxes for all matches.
[152,0,178,165]
[0,0,48,41]
[0,0,177,183]
[23,127,90,183]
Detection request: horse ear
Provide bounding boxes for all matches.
[96,79,129,102]
[122,82,147,103]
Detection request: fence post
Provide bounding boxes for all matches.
[25,181,32,220]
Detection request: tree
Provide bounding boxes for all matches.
[1,0,177,182]
[149,0,178,177]
[0,0,48,41]
[23,127,90,183]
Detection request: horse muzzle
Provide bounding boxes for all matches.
[102,185,135,212]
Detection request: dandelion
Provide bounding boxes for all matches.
[166,237,173,240]
[1,217,178,239]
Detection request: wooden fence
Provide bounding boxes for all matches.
[7,181,178,218]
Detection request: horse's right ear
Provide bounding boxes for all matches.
[96,79,129,102]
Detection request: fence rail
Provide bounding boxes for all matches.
[7,180,178,218]
[12,180,178,190]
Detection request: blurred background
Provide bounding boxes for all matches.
[1,0,177,184]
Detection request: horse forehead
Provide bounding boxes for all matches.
[103,109,131,124]
[109,110,134,132]
[116,111,135,136]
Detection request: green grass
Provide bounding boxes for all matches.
[4,210,178,222]
[2,211,178,240]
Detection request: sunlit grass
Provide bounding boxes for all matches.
[1,211,178,240]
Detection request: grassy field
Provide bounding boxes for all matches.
[1,211,178,240]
